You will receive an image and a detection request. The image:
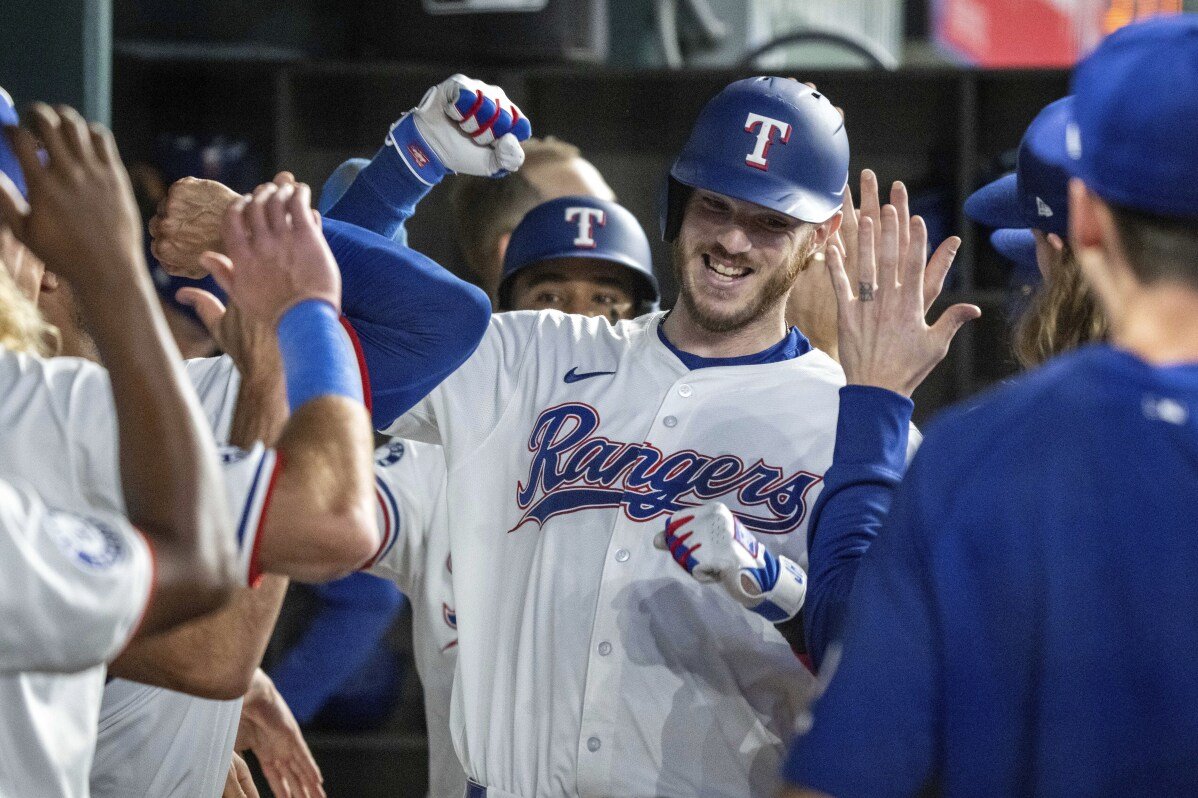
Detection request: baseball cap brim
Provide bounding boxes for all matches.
[990,228,1040,283]
[964,172,1020,229]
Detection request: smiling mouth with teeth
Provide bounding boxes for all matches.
[702,253,753,282]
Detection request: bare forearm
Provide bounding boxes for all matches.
[259,397,377,581]
[108,576,288,699]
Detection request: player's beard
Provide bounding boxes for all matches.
[670,228,816,335]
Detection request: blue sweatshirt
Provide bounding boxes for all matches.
[786,344,1198,796]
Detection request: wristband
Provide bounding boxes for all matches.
[277,299,364,410]
[386,113,450,186]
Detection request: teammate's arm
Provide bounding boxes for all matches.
[202,181,380,582]
[108,312,291,697]
[0,104,237,637]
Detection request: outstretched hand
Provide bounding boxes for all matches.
[236,669,324,798]
[827,182,980,397]
[199,177,340,325]
[0,103,144,288]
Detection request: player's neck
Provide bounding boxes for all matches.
[661,303,788,360]
[1112,282,1198,365]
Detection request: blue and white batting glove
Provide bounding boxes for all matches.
[654,502,807,623]
[386,73,532,185]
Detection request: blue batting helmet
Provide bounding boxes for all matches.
[661,76,849,241]
[500,195,658,309]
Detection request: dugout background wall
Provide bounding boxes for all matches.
[112,57,1069,424]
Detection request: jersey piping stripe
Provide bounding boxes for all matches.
[338,316,373,416]
[365,474,401,568]
[247,452,283,587]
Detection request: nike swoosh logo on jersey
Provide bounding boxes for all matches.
[563,367,617,383]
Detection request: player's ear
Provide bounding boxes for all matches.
[811,211,842,249]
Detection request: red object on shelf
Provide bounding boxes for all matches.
[935,0,1183,67]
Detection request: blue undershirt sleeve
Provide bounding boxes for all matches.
[270,573,408,724]
[320,217,490,430]
[804,385,913,669]
[784,453,940,796]
[325,136,443,245]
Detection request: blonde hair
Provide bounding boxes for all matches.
[1013,243,1108,368]
[0,262,57,356]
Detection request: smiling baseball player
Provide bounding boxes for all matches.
[307,75,860,798]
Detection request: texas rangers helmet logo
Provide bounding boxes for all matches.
[565,206,606,249]
[743,113,792,171]
[513,403,821,535]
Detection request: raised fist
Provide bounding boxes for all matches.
[148,176,239,279]
[654,502,807,623]
[389,74,532,181]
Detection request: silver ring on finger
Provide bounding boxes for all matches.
[858,281,875,302]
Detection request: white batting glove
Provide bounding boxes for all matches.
[654,502,807,623]
[386,74,531,185]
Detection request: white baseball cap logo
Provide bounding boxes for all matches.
[744,112,792,171]
[565,206,606,248]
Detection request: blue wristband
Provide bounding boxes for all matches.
[276,299,364,410]
[385,113,450,186]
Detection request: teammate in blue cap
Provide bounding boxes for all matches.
[783,14,1198,797]
[498,194,658,320]
[965,96,1108,368]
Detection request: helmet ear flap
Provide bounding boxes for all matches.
[661,176,693,243]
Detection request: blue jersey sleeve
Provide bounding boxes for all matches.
[270,572,407,724]
[321,217,491,429]
[784,451,940,796]
[326,139,440,246]
[804,385,912,668]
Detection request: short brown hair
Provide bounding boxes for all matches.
[1110,204,1198,291]
[1013,242,1107,368]
[452,137,583,283]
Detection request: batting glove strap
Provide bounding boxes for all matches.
[743,555,807,623]
[386,113,451,187]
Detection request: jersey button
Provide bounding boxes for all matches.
[587,737,602,752]
[678,384,693,397]
[598,641,612,656]
[615,548,630,562]
[663,415,678,428]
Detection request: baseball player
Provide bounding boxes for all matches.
[346,76,888,797]
[784,15,1198,796]
[965,96,1108,368]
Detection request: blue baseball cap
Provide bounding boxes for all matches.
[1063,14,1198,218]
[0,87,27,199]
[990,228,1041,284]
[965,97,1073,237]
[318,158,369,215]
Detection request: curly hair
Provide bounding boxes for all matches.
[1012,241,1108,368]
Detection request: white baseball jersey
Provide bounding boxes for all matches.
[386,310,918,798]
[91,354,245,798]
[0,477,152,675]
[0,348,274,798]
[367,438,466,798]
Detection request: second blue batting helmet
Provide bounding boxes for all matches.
[661,76,849,241]
[500,195,658,309]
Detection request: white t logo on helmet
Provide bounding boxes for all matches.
[744,113,792,171]
[565,207,606,249]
